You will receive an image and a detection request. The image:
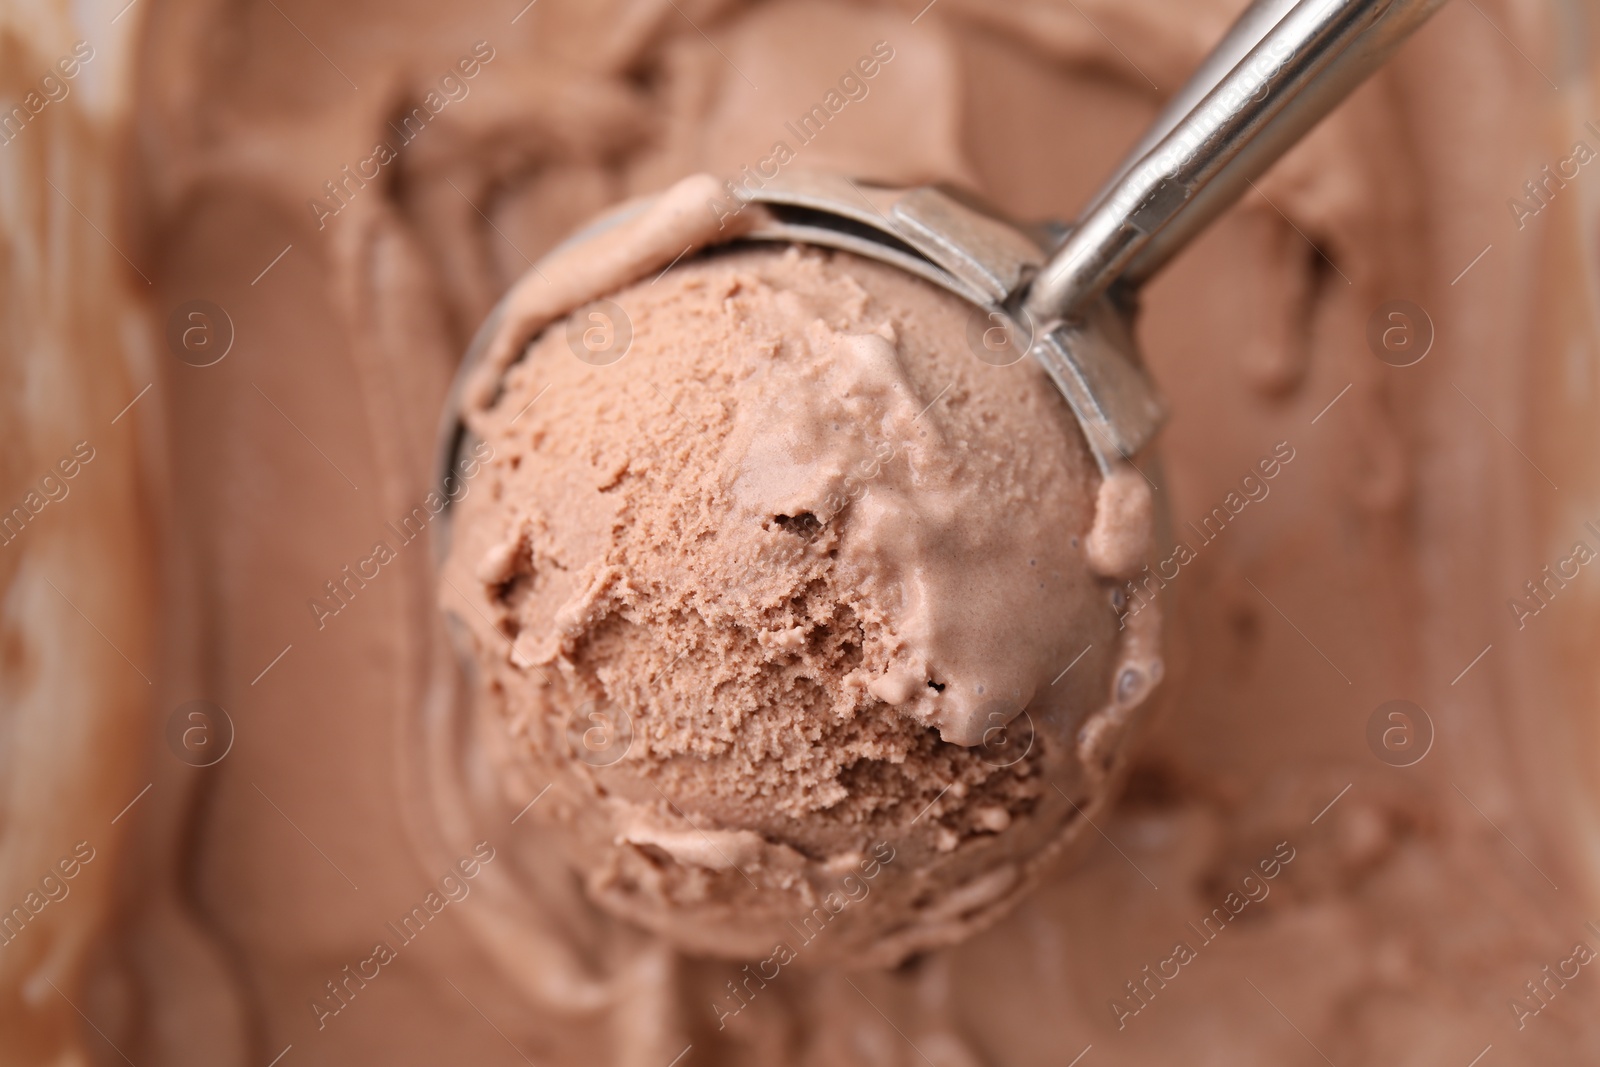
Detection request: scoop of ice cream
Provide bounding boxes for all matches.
[442,181,1162,965]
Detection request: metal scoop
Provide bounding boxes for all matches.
[436,0,1444,512]
[412,0,1448,977]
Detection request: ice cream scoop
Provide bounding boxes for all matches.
[432,0,1445,966]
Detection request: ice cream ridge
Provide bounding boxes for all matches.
[441,172,1164,966]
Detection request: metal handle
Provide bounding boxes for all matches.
[1118,0,1448,287]
[1065,0,1303,240]
[1023,0,1444,325]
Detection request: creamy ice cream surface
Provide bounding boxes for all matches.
[443,236,1161,963]
[6,0,1600,1064]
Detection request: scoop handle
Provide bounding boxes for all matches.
[1023,0,1447,324]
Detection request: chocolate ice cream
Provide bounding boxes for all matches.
[442,211,1162,963]
[8,0,1600,1065]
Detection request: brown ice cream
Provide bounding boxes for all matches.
[5,0,1600,1065]
[442,227,1160,963]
